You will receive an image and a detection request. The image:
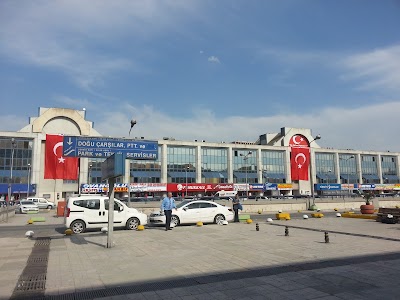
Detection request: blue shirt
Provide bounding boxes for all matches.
[161,197,176,211]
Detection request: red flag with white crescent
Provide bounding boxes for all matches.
[291,147,310,181]
[44,134,79,180]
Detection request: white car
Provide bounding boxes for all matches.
[16,200,39,214]
[27,197,55,209]
[65,195,148,234]
[149,200,234,227]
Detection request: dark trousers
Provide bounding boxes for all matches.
[233,206,239,222]
[165,210,172,229]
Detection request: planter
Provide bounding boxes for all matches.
[360,204,374,214]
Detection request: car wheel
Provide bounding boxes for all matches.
[47,205,52,209]
[214,214,225,225]
[70,220,86,234]
[126,217,139,230]
[171,215,180,227]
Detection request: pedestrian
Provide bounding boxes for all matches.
[161,192,177,231]
[232,194,241,222]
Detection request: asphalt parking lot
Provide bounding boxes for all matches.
[1,211,400,299]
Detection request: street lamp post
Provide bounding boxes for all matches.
[309,135,321,210]
[27,163,31,198]
[128,119,137,207]
[88,164,92,185]
[240,151,252,199]
[6,138,16,223]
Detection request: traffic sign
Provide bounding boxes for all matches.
[63,136,158,159]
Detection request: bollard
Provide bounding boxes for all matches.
[324,231,329,243]
[256,223,259,231]
[285,226,289,236]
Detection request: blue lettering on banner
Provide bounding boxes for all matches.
[249,184,264,190]
[63,136,158,160]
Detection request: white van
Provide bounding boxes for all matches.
[214,190,238,198]
[27,197,55,209]
[65,195,148,234]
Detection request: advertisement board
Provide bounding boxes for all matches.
[316,184,341,191]
[249,184,264,190]
[167,183,234,193]
[264,183,278,191]
[277,183,293,190]
[130,183,167,192]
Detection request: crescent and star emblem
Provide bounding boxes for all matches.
[295,153,306,169]
[292,135,305,145]
[53,142,65,163]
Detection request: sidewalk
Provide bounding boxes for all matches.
[1,215,400,299]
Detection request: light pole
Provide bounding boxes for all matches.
[240,151,252,199]
[27,163,31,198]
[6,138,16,223]
[128,119,137,207]
[88,164,92,186]
[185,165,189,197]
[309,134,321,210]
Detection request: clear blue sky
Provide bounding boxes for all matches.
[0,0,399,151]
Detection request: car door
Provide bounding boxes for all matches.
[104,199,124,227]
[38,199,48,208]
[198,202,218,223]
[71,198,103,228]
[180,202,201,224]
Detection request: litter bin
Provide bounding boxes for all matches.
[57,201,66,217]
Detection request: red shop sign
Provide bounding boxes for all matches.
[167,183,234,192]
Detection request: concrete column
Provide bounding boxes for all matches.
[377,154,383,183]
[397,156,400,180]
[227,146,233,183]
[257,149,262,183]
[124,158,130,186]
[334,152,340,183]
[285,148,291,183]
[356,154,362,183]
[196,145,202,183]
[161,144,168,183]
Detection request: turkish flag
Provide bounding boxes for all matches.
[291,147,310,181]
[44,134,79,180]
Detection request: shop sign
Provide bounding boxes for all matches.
[234,184,248,191]
[358,184,375,190]
[80,183,128,193]
[395,184,400,190]
[130,183,167,192]
[316,184,341,191]
[249,184,264,190]
[167,183,234,192]
[341,184,355,190]
[264,183,278,190]
[278,183,293,190]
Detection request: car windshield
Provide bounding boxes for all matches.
[20,201,34,205]
[176,200,192,208]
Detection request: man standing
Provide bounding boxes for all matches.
[161,192,177,231]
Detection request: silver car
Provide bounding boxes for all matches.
[16,200,39,214]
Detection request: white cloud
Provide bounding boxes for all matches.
[1,100,399,152]
[208,56,220,64]
[341,45,400,92]
[89,101,400,152]
[0,0,204,89]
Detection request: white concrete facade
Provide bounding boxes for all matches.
[1,107,399,204]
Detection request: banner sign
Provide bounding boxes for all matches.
[234,184,248,191]
[167,183,234,192]
[264,183,278,190]
[395,184,400,190]
[278,183,293,190]
[358,184,375,190]
[249,184,264,190]
[341,184,356,190]
[130,183,167,192]
[80,183,128,193]
[316,184,341,191]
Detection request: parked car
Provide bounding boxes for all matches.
[149,200,234,227]
[27,197,55,209]
[65,195,148,234]
[15,200,39,214]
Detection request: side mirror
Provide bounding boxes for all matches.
[183,207,188,211]
[119,206,123,211]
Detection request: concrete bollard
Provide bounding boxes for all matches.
[285,226,289,236]
[256,223,259,231]
[325,231,329,243]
